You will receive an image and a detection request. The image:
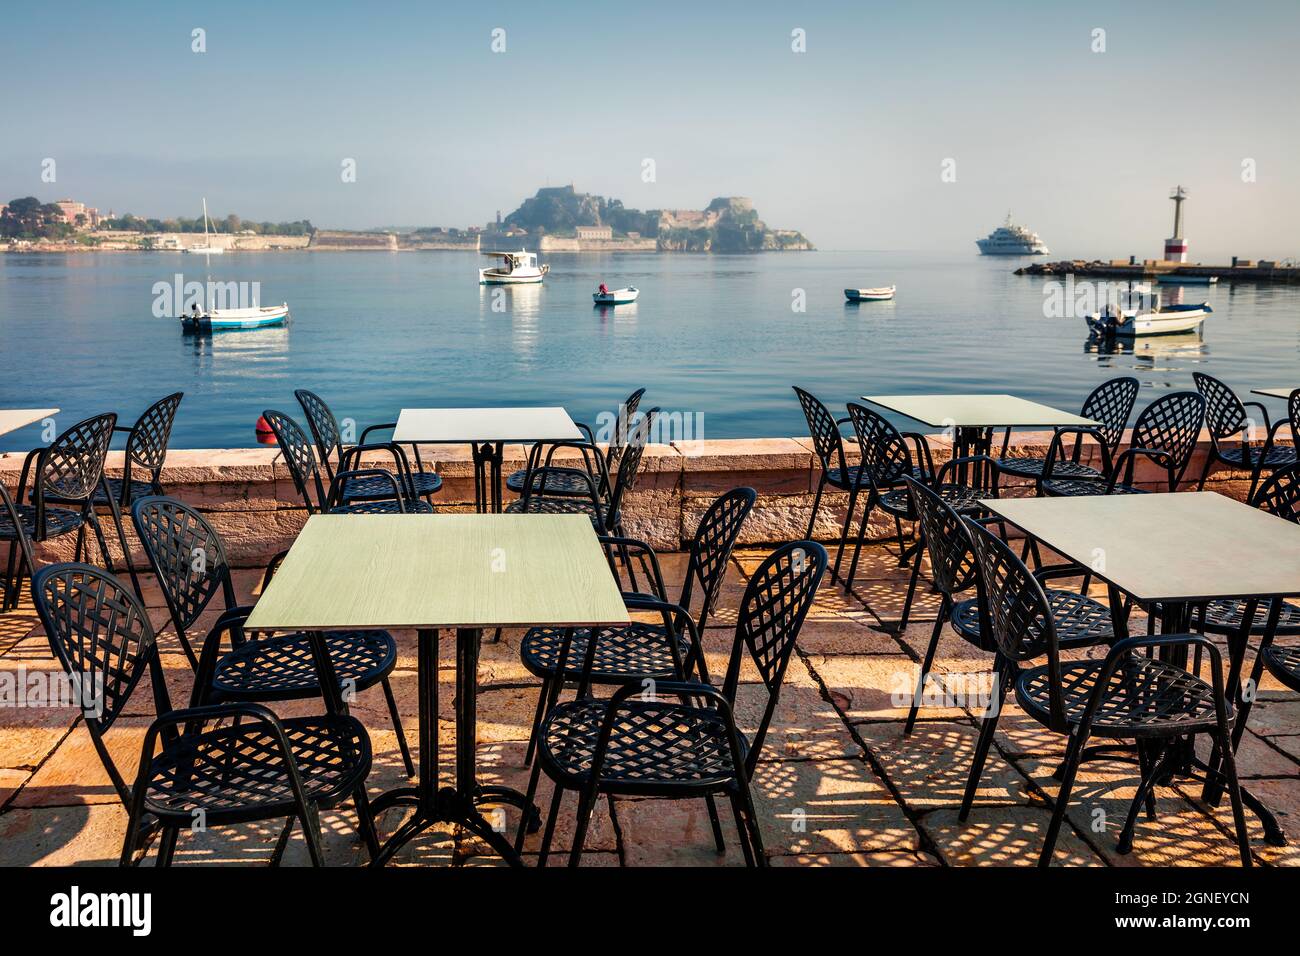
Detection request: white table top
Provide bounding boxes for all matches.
[862,394,1096,429]
[1250,388,1297,401]
[244,513,630,631]
[392,406,583,444]
[982,492,1300,603]
[0,408,59,438]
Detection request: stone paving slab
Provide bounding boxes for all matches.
[0,544,1296,867]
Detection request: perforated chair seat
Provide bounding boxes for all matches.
[505,496,603,530]
[538,697,746,795]
[91,478,158,507]
[143,713,371,822]
[880,484,986,517]
[1016,656,1220,739]
[951,589,1112,649]
[0,504,84,540]
[1198,598,1300,636]
[505,467,595,497]
[213,629,397,700]
[521,623,691,683]
[1262,643,1300,692]
[1041,478,1146,497]
[998,457,1105,482]
[1215,445,1297,470]
[341,471,441,501]
[328,499,433,515]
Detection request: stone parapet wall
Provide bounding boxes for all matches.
[0,429,1285,570]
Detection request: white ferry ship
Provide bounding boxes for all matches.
[976,213,1049,256]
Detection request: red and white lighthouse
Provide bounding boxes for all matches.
[1164,185,1188,263]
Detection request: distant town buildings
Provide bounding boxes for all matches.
[53,199,101,229]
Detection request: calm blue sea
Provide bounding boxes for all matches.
[1,250,1297,450]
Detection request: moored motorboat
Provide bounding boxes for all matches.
[183,303,290,331]
[1156,274,1219,285]
[479,249,549,284]
[593,286,639,305]
[845,286,895,302]
[1086,302,1211,337]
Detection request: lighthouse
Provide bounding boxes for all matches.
[1164,185,1188,263]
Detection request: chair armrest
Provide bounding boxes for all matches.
[327,468,406,511]
[260,549,292,592]
[189,605,255,706]
[1042,425,1113,476]
[1241,402,1272,435]
[900,432,936,480]
[934,454,1001,493]
[359,422,398,444]
[522,466,601,507]
[597,534,669,600]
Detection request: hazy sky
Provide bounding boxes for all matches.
[4,0,1297,258]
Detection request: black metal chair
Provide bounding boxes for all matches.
[843,401,999,598]
[1193,373,1296,500]
[87,392,184,598]
[900,477,1113,734]
[530,539,828,867]
[997,377,1138,487]
[31,562,377,866]
[506,408,657,538]
[505,387,645,500]
[794,387,871,585]
[1,413,119,611]
[1040,391,1205,497]
[294,389,442,506]
[132,496,414,776]
[263,409,432,514]
[516,487,756,771]
[958,517,1251,867]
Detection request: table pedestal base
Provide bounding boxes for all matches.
[369,628,539,867]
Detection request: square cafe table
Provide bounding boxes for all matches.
[1250,388,1298,401]
[392,407,585,513]
[863,394,1096,484]
[982,491,1300,846]
[244,512,629,866]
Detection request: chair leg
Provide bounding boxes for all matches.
[380,678,415,778]
[728,791,756,866]
[2,542,18,611]
[896,535,925,634]
[1195,452,1214,492]
[805,477,825,539]
[1118,744,1175,853]
[1217,733,1253,868]
[153,827,179,867]
[704,793,726,853]
[269,816,295,866]
[301,803,326,867]
[537,786,564,866]
[736,777,767,867]
[843,495,875,595]
[515,752,546,852]
[959,663,1007,821]
[1039,728,1088,867]
[101,488,144,602]
[829,489,858,586]
[353,786,381,860]
[905,599,948,735]
[567,784,598,867]
[523,677,551,767]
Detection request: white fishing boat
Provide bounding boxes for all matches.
[182,303,290,331]
[479,249,549,284]
[845,286,895,302]
[1156,274,1219,285]
[592,286,639,305]
[183,197,225,255]
[1086,300,1212,337]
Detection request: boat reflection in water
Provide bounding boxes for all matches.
[480,283,543,362]
[1086,330,1207,369]
[185,323,291,373]
[594,301,638,326]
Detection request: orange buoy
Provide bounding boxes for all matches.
[255,415,276,445]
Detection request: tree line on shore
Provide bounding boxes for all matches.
[1,197,313,240]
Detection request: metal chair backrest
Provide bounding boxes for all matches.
[294,389,345,480]
[132,496,236,652]
[794,387,849,477]
[1251,461,1300,524]
[124,393,183,487]
[846,402,913,488]
[32,562,170,804]
[1131,391,1205,485]
[1289,388,1300,449]
[1193,373,1248,441]
[1081,376,1139,451]
[38,413,117,502]
[598,388,647,495]
[904,477,976,600]
[680,487,756,623]
[963,517,1065,727]
[262,409,329,512]
[723,539,827,772]
[604,407,657,527]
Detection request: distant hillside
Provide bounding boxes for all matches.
[501,186,812,252]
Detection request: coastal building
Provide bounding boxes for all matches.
[54,199,100,230]
[576,225,612,241]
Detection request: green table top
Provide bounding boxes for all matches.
[392,407,583,444]
[0,408,59,437]
[982,492,1300,603]
[1250,388,1298,400]
[245,513,630,630]
[862,394,1096,429]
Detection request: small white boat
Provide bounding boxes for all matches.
[1086,302,1211,337]
[479,249,549,284]
[183,303,290,331]
[183,197,226,255]
[1156,274,1218,285]
[593,287,639,305]
[845,286,895,302]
